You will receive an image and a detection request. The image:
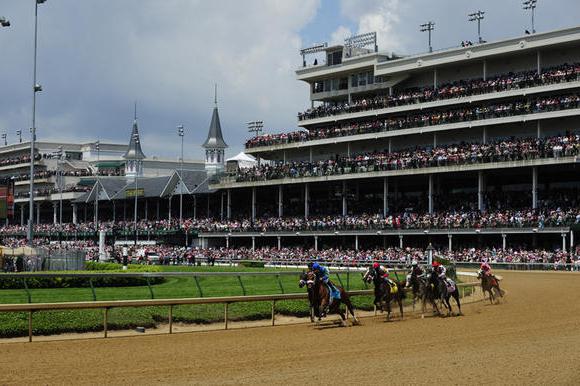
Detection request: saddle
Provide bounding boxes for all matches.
[444,279,456,293]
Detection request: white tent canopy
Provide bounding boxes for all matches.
[226,152,258,169]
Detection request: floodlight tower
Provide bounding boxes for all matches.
[420,22,435,53]
[523,0,537,34]
[468,10,485,44]
[0,17,10,27]
[247,121,264,138]
[299,43,327,67]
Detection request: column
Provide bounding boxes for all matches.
[478,171,485,211]
[570,231,574,253]
[193,195,197,219]
[36,203,41,225]
[227,189,231,219]
[383,177,388,218]
[53,203,57,224]
[399,234,403,249]
[433,68,438,89]
[448,234,453,252]
[314,236,318,251]
[220,192,224,221]
[283,151,286,164]
[156,200,160,220]
[536,121,541,139]
[72,203,77,224]
[83,204,87,222]
[433,133,437,147]
[428,174,434,214]
[536,50,541,74]
[342,181,347,217]
[562,233,567,253]
[251,187,256,221]
[347,143,351,158]
[113,201,116,222]
[20,204,25,226]
[355,235,359,251]
[145,199,148,220]
[482,127,487,144]
[482,59,487,80]
[168,196,172,221]
[304,183,309,219]
[251,236,255,251]
[226,236,229,249]
[309,147,313,163]
[502,234,507,251]
[278,185,283,218]
[277,236,281,250]
[532,167,538,209]
[388,138,392,153]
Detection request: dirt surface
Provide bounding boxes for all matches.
[1,270,579,385]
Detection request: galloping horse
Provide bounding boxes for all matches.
[363,268,406,321]
[298,271,315,322]
[406,272,440,317]
[428,269,462,316]
[305,271,359,326]
[477,270,504,304]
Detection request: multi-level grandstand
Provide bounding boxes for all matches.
[208,26,580,254]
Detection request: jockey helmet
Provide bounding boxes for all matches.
[411,260,418,266]
[432,261,440,267]
[373,262,380,269]
[312,262,321,271]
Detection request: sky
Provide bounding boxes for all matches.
[0,0,579,161]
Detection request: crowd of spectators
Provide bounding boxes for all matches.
[238,134,580,182]
[12,168,93,182]
[298,63,580,121]
[246,92,580,148]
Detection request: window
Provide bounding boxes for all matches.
[358,73,366,86]
[351,74,358,87]
[367,72,374,85]
[339,77,348,90]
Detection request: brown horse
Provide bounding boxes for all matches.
[477,270,504,304]
[305,271,359,326]
[405,272,441,318]
[363,267,406,321]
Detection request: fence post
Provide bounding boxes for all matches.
[146,278,154,299]
[276,274,285,294]
[103,307,109,338]
[224,303,229,330]
[194,276,204,297]
[271,300,276,326]
[28,311,33,342]
[346,268,350,291]
[22,279,31,304]
[169,305,173,334]
[335,273,344,288]
[89,279,97,301]
[237,275,246,296]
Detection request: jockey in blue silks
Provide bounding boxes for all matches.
[311,262,341,300]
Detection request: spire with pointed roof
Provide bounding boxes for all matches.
[123,104,146,160]
[202,84,228,149]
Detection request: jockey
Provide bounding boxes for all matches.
[312,262,340,299]
[432,261,452,287]
[480,261,492,276]
[373,262,395,288]
[410,260,424,277]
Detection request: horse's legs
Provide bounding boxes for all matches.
[398,296,404,320]
[453,291,462,315]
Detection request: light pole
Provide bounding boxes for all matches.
[94,141,100,230]
[133,133,139,246]
[56,146,63,226]
[177,125,184,226]
[1,134,6,146]
[247,121,263,166]
[16,130,22,143]
[468,10,485,44]
[28,0,47,246]
[523,0,537,34]
[0,17,10,27]
[420,22,435,53]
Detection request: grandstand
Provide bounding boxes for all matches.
[208,26,580,253]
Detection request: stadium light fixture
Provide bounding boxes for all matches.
[28,0,47,246]
[0,17,10,27]
[247,121,264,138]
[468,10,485,44]
[16,130,22,143]
[523,0,537,34]
[344,31,378,55]
[1,133,6,146]
[177,125,185,227]
[420,22,435,53]
[299,42,328,67]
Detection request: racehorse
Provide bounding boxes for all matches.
[406,272,440,318]
[363,267,406,321]
[477,269,504,304]
[305,271,359,326]
[298,271,315,322]
[428,269,462,316]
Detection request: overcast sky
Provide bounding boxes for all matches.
[1,0,578,161]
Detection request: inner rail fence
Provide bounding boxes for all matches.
[0,281,478,342]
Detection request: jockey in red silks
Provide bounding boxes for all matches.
[373,262,395,288]
[480,261,492,277]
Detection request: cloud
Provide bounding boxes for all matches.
[0,0,320,159]
[331,0,401,53]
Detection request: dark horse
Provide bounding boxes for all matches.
[428,270,462,316]
[477,270,504,304]
[406,272,440,318]
[363,268,406,321]
[305,271,359,326]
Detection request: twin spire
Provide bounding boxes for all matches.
[123,102,146,160]
[202,84,228,149]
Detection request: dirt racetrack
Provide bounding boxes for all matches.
[1,270,579,385]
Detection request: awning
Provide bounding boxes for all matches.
[96,161,125,168]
